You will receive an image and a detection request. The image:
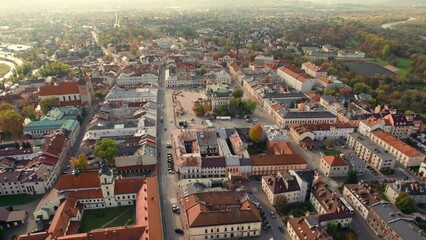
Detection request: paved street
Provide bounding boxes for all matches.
[157,65,184,240]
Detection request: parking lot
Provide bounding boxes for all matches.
[170,89,276,130]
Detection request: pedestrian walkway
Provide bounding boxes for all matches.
[100,207,131,228]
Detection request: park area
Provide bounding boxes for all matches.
[78,205,135,233]
[0,194,39,207]
[0,63,10,78]
[343,61,396,77]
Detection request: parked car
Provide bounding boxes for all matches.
[174,228,184,234]
[166,143,172,148]
[270,211,276,218]
[278,225,284,233]
[168,169,175,174]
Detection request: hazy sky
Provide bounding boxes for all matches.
[0,0,421,11]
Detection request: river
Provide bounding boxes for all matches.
[381,17,416,29]
[0,60,16,81]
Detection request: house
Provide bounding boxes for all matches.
[347,132,396,171]
[277,65,316,93]
[366,202,425,240]
[369,130,425,167]
[262,172,301,205]
[320,156,349,177]
[287,216,332,240]
[183,191,262,240]
[0,206,26,229]
[385,181,426,204]
[310,182,353,227]
[250,153,307,176]
[342,184,380,219]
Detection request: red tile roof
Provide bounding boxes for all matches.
[47,198,79,239]
[56,225,147,240]
[278,65,313,82]
[372,130,423,157]
[39,82,80,96]
[322,156,348,167]
[251,154,306,166]
[114,178,145,195]
[55,172,100,191]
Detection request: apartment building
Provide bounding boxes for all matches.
[287,216,332,240]
[310,182,353,227]
[385,181,426,204]
[275,109,337,129]
[367,202,425,240]
[369,130,425,167]
[277,65,316,93]
[347,132,396,171]
[289,122,356,144]
[384,114,416,139]
[319,156,349,178]
[116,73,158,86]
[342,184,380,219]
[262,172,301,205]
[183,191,262,240]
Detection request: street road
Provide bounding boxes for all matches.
[157,64,184,240]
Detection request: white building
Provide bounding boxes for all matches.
[116,73,158,86]
[301,62,328,78]
[385,181,426,204]
[319,156,349,178]
[342,184,380,220]
[277,66,316,93]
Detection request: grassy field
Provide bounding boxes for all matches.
[0,63,11,78]
[79,206,134,233]
[323,149,341,156]
[105,206,134,227]
[368,57,413,78]
[0,194,39,207]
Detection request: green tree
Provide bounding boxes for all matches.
[395,192,415,214]
[249,123,264,143]
[232,88,244,98]
[22,105,37,120]
[353,83,371,94]
[243,99,257,113]
[94,138,118,165]
[324,139,335,149]
[39,62,72,78]
[327,220,340,236]
[345,170,358,184]
[40,97,59,114]
[70,154,89,173]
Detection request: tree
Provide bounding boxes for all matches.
[232,88,244,98]
[70,154,89,172]
[0,109,24,139]
[0,103,13,112]
[345,170,358,184]
[93,138,118,165]
[40,97,59,114]
[249,123,264,143]
[275,195,287,213]
[243,99,257,113]
[39,62,71,78]
[22,105,37,120]
[324,139,335,149]
[395,192,415,214]
[264,75,271,83]
[353,83,371,94]
[327,220,340,236]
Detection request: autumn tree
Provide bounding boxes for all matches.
[22,105,37,120]
[249,123,264,143]
[395,192,415,214]
[0,109,24,139]
[94,138,118,165]
[70,154,89,172]
[40,97,59,114]
[275,195,287,213]
[264,75,270,83]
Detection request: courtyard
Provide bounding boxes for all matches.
[78,205,135,233]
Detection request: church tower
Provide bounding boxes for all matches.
[99,161,117,207]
